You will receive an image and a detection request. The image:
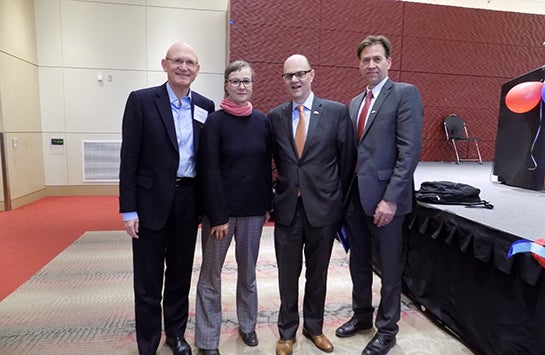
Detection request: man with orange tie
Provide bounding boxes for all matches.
[335,35,423,355]
[268,54,356,355]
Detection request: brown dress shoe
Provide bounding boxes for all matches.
[276,338,295,355]
[302,329,334,353]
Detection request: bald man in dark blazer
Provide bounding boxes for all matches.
[335,35,423,355]
[119,43,214,355]
[269,54,356,355]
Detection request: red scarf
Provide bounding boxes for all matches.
[220,98,253,117]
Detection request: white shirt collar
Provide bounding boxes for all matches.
[368,77,388,98]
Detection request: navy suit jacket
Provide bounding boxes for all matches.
[349,78,423,216]
[119,83,215,230]
[269,96,356,228]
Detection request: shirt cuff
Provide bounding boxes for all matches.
[122,211,138,222]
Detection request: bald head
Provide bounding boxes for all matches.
[282,54,314,103]
[283,54,311,72]
[161,42,200,97]
[166,42,199,64]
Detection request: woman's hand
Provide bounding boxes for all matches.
[211,223,229,240]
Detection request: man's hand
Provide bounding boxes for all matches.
[373,200,397,227]
[124,219,139,239]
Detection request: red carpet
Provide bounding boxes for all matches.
[0,196,121,301]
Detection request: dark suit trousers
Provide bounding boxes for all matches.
[345,181,405,338]
[132,183,199,355]
[274,198,336,340]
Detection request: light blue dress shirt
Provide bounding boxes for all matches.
[167,83,196,178]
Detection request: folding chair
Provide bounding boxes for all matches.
[443,114,483,164]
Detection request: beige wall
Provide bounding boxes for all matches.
[0,0,45,209]
[36,0,227,189]
[0,0,228,209]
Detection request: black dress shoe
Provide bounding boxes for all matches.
[362,333,396,355]
[200,350,220,355]
[165,337,192,355]
[335,317,373,338]
[238,328,258,346]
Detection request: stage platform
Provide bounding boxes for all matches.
[413,162,545,242]
[403,162,545,355]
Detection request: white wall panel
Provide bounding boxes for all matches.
[39,67,65,132]
[61,0,147,69]
[0,0,37,63]
[0,54,41,132]
[189,73,225,109]
[147,8,226,74]
[78,0,145,5]
[34,0,63,66]
[63,68,147,132]
[5,132,45,198]
[146,71,167,88]
[146,0,228,11]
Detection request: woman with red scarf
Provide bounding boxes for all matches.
[194,60,273,355]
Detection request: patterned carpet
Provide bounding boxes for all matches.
[0,227,472,354]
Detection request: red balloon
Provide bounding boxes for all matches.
[533,239,545,268]
[505,81,543,114]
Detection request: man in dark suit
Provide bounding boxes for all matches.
[335,35,423,355]
[268,54,356,355]
[119,42,215,355]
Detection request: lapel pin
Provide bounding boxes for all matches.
[313,111,319,115]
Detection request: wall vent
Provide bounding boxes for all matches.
[82,140,121,182]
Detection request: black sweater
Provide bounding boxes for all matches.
[199,109,273,226]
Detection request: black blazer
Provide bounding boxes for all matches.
[119,83,215,230]
[269,96,356,228]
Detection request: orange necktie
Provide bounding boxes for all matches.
[295,105,306,157]
[357,91,373,140]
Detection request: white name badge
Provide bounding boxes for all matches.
[193,105,208,124]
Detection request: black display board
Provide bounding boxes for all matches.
[493,67,545,190]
